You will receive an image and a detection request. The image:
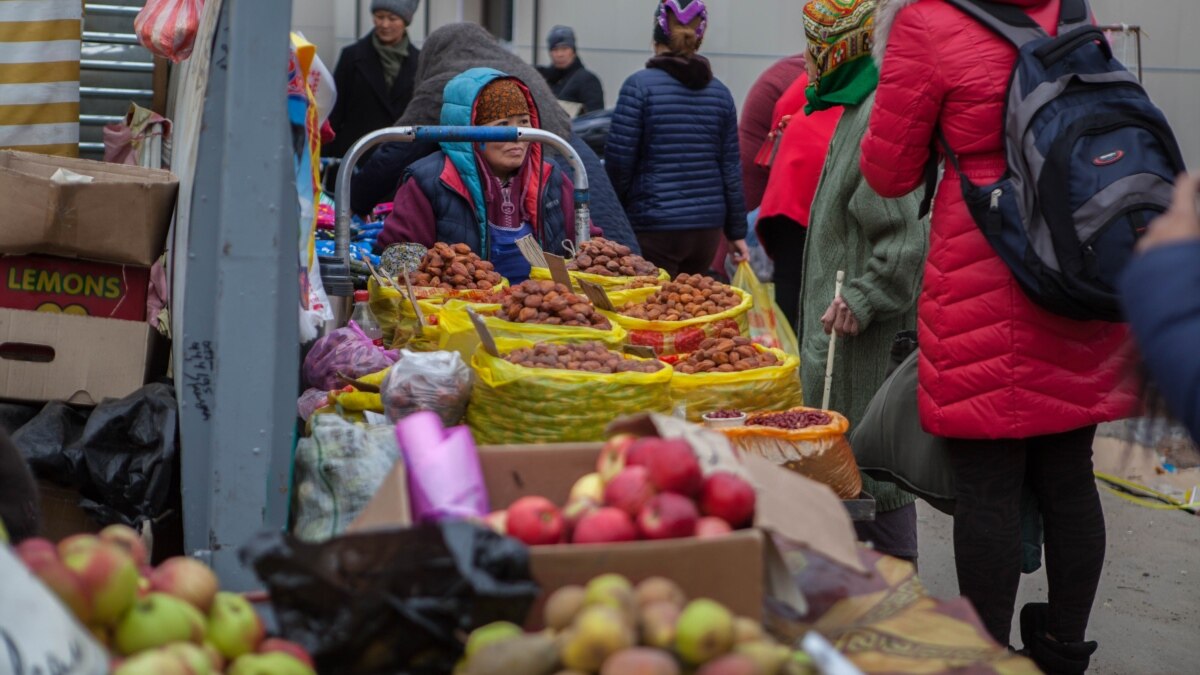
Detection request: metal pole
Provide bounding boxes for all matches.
[178,0,299,590]
[532,0,541,67]
[334,125,590,267]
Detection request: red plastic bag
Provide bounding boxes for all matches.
[135,0,204,62]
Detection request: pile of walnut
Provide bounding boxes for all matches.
[567,238,659,277]
[674,336,779,374]
[411,242,503,290]
[502,280,612,329]
[504,341,663,374]
[619,274,742,321]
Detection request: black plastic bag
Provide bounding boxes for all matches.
[242,521,539,675]
[13,383,178,528]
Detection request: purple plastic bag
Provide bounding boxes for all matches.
[396,411,489,524]
[303,322,399,390]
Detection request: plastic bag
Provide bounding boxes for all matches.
[303,322,399,390]
[381,351,473,426]
[396,412,489,523]
[529,265,670,291]
[601,286,753,355]
[134,0,203,62]
[292,417,400,542]
[721,407,862,499]
[13,384,178,528]
[668,346,802,422]
[242,521,539,675]
[436,300,628,364]
[297,388,330,422]
[466,339,673,445]
[732,262,799,357]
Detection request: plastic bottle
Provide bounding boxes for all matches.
[351,290,383,344]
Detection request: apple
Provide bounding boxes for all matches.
[700,472,757,529]
[695,516,733,538]
[112,649,193,675]
[637,493,699,540]
[16,538,59,569]
[572,507,638,544]
[229,651,317,675]
[569,472,606,503]
[484,510,508,535]
[624,437,659,468]
[562,496,600,538]
[58,533,101,559]
[603,466,657,516]
[114,592,206,655]
[99,524,149,569]
[207,591,266,660]
[26,556,92,624]
[505,496,564,546]
[150,556,220,613]
[258,638,315,669]
[62,541,139,627]
[642,439,703,496]
[597,433,637,483]
[163,643,215,675]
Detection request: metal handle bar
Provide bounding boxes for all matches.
[334,126,591,267]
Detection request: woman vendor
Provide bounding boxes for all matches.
[377,68,594,282]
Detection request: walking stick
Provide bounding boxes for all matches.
[821,270,845,411]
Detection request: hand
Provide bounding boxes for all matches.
[728,239,750,264]
[768,115,793,139]
[820,297,860,337]
[1138,173,1200,252]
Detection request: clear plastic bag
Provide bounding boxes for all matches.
[134,0,204,62]
[721,407,862,499]
[292,416,400,542]
[381,350,473,426]
[302,322,398,390]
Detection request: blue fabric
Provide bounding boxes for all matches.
[489,221,535,283]
[438,67,508,246]
[1121,241,1200,441]
[604,67,747,240]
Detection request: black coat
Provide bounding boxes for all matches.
[537,58,605,115]
[324,32,419,158]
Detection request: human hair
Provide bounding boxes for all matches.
[668,14,703,57]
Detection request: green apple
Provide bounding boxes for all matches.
[163,642,214,675]
[114,592,206,655]
[228,652,317,675]
[207,591,265,660]
[112,649,193,675]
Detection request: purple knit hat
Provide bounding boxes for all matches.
[653,0,708,46]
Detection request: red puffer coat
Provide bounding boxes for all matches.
[861,0,1137,439]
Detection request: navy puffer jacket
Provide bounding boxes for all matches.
[605,55,747,240]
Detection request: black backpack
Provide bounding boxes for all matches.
[928,0,1186,322]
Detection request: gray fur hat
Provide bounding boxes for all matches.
[370,0,418,24]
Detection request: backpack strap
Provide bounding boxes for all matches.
[1058,0,1091,32]
[942,0,1048,47]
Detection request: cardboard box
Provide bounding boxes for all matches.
[0,308,160,405]
[0,150,178,267]
[352,416,865,628]
[0,254,149,321]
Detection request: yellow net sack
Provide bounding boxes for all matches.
[367,277,506,346]
[667,346,802,421]
[599,286,753,356]
[721,408,861,499]
[436,300,628,363]
[529,265,670,291]
[466,339,673,444]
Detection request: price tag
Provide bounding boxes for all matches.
[516,234,548,268]
[577,279,616,312]
[467,307,500,357]
[543,253,574,289]
[622,344,658,359]
[0,547,109,675]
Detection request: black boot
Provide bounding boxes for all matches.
[1019,603,1098,674]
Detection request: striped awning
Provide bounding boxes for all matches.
[0,0,82,157]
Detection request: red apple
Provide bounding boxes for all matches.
[484,510,508,535]
[572,507,638,544]
[597,433,637,483]
[562,497,600,538]
[62,541,139,627]
[505,496,564,546]
[603,466,657,516]
[16,538,59,569]
[624,437,660,468]
[149,556,220,613]
[637,493,699,540]
[99,524,149,569]
[258,638,315,668]
[695,516,733,538]
[700,472,757,529]
[642,439,703,496]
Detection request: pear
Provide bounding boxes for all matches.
[734,642,791,675]
[584,574,635,622]
[634,576,687,610]
[675,599,735,666]
[544,585,587,631]
[732,617,766,644]
[114,593,206,655]
[560,605,634,672]
[465,621,523,659]
[465,633,559,675]
[227,652,317,675]
[639,600,681,650]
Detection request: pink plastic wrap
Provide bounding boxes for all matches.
[396,412,489,524]
[303,322,399,391]
[135,0,204,62]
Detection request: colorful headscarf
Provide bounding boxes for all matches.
[653,0,708,46]
[803,0,880,114]
[473,78,531,125]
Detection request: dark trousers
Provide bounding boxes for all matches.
[637,227,725,278]
[755,216,806,332]
[947,425,1104,645]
